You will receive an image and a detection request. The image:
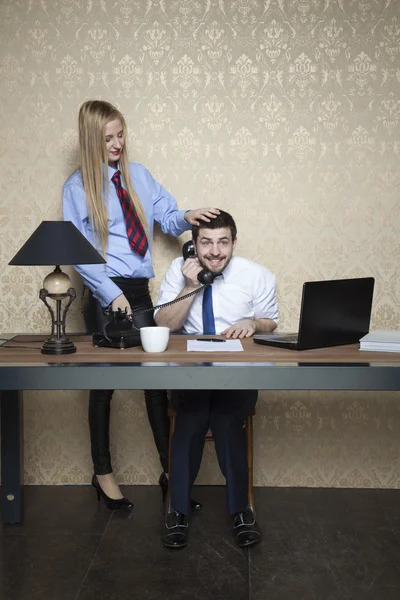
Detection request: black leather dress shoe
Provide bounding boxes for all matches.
[233,507,261,548]
[163,510,188,549]
[158,472,202,512]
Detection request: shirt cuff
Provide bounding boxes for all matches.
[180,210,192,232]
[93,279,124,307]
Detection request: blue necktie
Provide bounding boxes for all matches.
[202,285,216,334]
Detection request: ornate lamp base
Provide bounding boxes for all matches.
[41,336,76,355]
[39,284,77,355]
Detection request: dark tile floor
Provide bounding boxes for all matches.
[1,486,400,599]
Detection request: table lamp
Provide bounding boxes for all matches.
[9,221,106,355]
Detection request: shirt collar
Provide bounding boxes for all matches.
[217,256,234,281]
[107,163,120,181]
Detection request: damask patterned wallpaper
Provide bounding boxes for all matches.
[1,0,400,487]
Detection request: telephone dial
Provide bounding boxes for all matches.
[182,240,215,285]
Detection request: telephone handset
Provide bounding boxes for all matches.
[182,240,215,285]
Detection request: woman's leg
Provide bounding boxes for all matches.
[143,390,170,473]
[84,293,122,499]
[126,285,170,473]
[85,279,169,493]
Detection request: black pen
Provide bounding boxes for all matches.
[196,338,226,342]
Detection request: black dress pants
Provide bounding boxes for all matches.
[170,389,257,515]
[83,277,169,475]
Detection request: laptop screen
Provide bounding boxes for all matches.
[297,277,375,349]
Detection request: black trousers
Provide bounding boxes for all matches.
[170,389,257,516]
[83,278,169,475]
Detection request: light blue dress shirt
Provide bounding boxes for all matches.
[62,162,191,307]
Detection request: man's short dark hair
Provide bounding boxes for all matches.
[192,210,237,242]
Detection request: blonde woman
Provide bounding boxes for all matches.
[62,100,218,510]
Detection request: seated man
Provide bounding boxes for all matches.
[155,210,278,549]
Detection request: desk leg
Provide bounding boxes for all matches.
[0,390,24,524]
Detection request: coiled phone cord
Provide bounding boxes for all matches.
[105,284,210,331]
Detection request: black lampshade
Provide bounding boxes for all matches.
[9,221,106,266]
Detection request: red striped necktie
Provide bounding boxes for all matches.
[111,170,148,258]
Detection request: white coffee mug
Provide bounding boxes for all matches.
[140,326,170,353]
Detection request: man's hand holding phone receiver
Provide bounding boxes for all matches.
[181,257,203,290]
[182,240,215,285]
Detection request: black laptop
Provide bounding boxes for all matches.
[254,277,375,351]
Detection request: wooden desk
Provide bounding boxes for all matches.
[1,334,400,524]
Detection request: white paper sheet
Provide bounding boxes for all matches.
[187,339,244,352]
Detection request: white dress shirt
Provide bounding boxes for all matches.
[156,256,279,334]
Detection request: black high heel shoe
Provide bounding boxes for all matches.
[92,474,134,511]
[159,472,202,512]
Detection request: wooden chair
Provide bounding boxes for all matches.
[166,399,255,515]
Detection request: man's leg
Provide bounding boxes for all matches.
[163,390,211,549]
[209,390,260,547]
[170,390,211,515]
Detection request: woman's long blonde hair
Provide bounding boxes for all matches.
[78,100,149,255]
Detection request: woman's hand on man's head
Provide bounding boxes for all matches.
[184,208,220,226]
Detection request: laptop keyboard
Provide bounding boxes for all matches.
[276,334,299,343]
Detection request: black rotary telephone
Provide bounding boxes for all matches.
[182,240,215,285]
[92,308,141,349]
